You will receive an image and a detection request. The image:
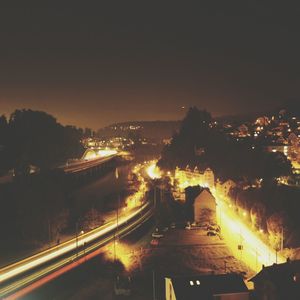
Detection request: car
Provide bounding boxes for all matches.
[162,227,169,232]
[206,224,220,232]
[185,224,201,230]
[151,231,164,238]
[150,239,159,246]
[185,224,191,230]
[170,222,176,229]
[207,231,217,236]
[114,275,132,296]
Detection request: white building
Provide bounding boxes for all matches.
[193,188,216,224]
[204,168,215,189]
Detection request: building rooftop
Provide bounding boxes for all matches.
[168,273,248,300]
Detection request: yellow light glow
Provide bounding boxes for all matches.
[97,149,117,157]
[146,162,162,179]
[104,242,134,271]
[83,148,117,160]
[170,166,286,272]
[213,191,285,272]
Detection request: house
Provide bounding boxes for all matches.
[288,132,299,146]
[193,188,216,224]
[165,273,249,300]
[184,186,216,224]
[216,179,236,197]
[255,116,270,126]
[204,168,215,189]
[249,260,300,300]
[238,124,249,137]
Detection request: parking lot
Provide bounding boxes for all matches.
[146,226,253,278]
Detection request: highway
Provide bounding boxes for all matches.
[0,200,153,299]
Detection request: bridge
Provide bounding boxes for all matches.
[60,149,123,185]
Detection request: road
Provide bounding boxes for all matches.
[214,194,286,273]
[0,201,153,299]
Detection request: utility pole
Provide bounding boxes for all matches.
[76,221,79,257]
[48,219,51,248]
[154,187,156,208]
[280,227,284,252]
[114,167,119,263]
[152,270,156,300]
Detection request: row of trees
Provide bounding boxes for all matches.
[0,109,94,174]
[231,185,300,249]
[0,109,103,247]
[159,107,291,182]
[0,170,106,246]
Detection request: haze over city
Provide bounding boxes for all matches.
[1,2,300,128]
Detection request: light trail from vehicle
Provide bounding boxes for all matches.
[63,153,118,174]
[2,206,153,300]
[0,159,157,298]
[0,202,150,285]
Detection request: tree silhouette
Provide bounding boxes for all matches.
[3,109,84,173]
[159,106,292,181]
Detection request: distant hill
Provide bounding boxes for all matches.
[97,120,181,141]
[97,100,300,141]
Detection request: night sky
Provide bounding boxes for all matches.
[1,2,300,129]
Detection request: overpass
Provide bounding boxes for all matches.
[59,149,122,185]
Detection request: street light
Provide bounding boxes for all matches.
[114,167,120,263]
[75,221,79,256]
[280,227,284,252]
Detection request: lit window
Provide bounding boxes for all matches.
[190,281,194,286]
[196,280,200,285]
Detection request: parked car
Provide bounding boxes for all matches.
[206,224,220,232]
[185,224,201,230]
[162,227,169,232]
[152,228,164,238]
[114,275,131,296]
[207,231,217,236]
[185,223,192,230]
[150,239,159,246]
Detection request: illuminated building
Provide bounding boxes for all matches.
[216,179,236,197]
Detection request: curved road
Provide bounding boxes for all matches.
[0,201,153,299]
